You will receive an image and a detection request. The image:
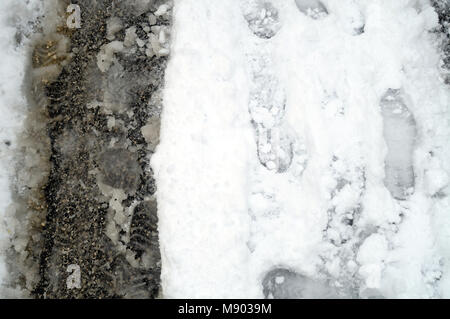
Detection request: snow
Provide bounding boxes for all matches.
[424,168,449,196]
[0,0,43,294]
[153,0,450,298]
[152,0,254,298]
[0,0,446,299]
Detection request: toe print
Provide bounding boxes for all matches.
[243,1,281,39]
[255,125,294,173]
[294,0,328,19]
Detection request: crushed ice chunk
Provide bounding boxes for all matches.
[155,4,169,16]
[124,26,138,47]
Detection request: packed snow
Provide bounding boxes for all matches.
[152,0,450,298]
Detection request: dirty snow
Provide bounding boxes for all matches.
[0,0,43,292]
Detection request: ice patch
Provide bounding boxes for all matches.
[262,268,338,299]
[380,89,417,200]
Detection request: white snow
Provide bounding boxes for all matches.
[153,0,450,298]
[152,0,255,298]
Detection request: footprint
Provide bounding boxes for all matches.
[244,3,307,175]
[248,64,294,173]
[255,124,294,173]
[380,89,417,200]
[320,157,366,296]
[249,75,286,128]
[324,157,366,246]
[243,1,281,39]
[294,0,328,19]
[262,268,338,298]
